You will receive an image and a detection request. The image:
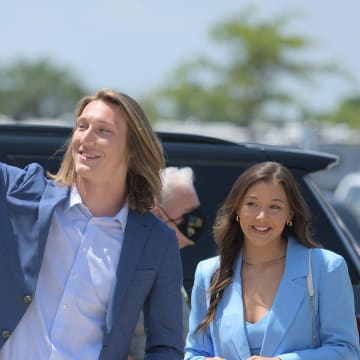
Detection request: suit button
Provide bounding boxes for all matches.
[24,295,32,304]
[2,330,10,339]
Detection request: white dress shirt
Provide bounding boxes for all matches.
[0,186,128,360]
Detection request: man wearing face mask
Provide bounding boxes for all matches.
[128,167,205,360]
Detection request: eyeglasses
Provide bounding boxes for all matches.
[159,206,206,242]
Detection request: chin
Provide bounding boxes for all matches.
[75,164,94,177]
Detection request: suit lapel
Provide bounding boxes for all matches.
[215,254,252,360]
[38,181,69,227]
[35,181,69,276]
[105,209,151,332]
[261,238,309,356]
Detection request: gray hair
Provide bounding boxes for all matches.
[160,167,196,207]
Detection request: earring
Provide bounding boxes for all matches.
[235,215,239,222]
[286,220,293,227]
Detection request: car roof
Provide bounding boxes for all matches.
[0,124,339,175]
[160,131,339,174]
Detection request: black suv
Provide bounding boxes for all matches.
[0,124,359,335]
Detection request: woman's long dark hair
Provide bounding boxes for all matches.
[196,161,320,333]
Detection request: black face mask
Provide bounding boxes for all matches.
[177,208,206,243]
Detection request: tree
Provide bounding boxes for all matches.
[318,96,360,128]
[144,7,343,128]
[0,58,89,120]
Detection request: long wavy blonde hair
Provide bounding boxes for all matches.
[48,89,165,213]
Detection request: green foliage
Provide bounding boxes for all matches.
[318,96,360,128]
[144,7,344,127]
[0,58,89,120]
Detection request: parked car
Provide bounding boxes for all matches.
[0,124,359,337]
[325,193,360,246]
[334,172,360,224]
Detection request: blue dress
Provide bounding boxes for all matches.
[245,311,270,355]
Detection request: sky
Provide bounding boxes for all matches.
[2,0,360,114]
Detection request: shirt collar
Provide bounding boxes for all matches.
[68,185,82,209]
[66,185,129,230]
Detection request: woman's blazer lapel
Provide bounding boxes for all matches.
[213,253,252,360]
[214,237,310,358]
[261,238,309,356]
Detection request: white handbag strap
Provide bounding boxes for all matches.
[306,249,316,348]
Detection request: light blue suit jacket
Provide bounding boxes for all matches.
[0,163,184,359]
[185,238,360,359]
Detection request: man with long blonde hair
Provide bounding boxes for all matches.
[0,89,184,359]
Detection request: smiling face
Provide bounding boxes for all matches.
[72,99,129,188]
[237,180,293,249]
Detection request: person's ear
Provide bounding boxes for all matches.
[289,210,295,223]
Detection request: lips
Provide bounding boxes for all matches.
[79,150,100,159]
[252,225,271,232]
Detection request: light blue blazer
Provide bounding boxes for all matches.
[0,163,184,359]
[185,237,360,359]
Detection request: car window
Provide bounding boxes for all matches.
[346,188,360,220]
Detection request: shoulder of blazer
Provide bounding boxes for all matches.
[130,209,173,231]
[2,162,46,180]
[287,237,346,278]
[311,247,347,273]
[127,209,177,243]
[196,256,220,281]
[1,162,68,206]
[1,162,49,193]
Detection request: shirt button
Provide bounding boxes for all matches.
[23,295,32,304]
[2,330,10,339]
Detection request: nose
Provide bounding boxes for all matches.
[81,127,96,144]
[256,208,267,219]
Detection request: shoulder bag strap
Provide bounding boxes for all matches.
[306,249,316,348]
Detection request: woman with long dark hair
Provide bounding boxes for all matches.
[185,162,359,360]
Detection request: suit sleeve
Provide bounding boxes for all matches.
[142,228,184,360]
[184,261,215,359]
